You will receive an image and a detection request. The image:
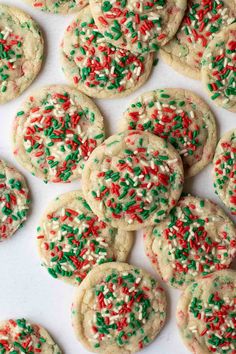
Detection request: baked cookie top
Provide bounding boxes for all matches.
[37,190,133,285]
[177,270,236,354]
[120,88,217,177]
[144,195,236,289]
[213,129,236,214]
[61,6,153,98]
[0,318,62,353]
[160,0,236,80]
[72,262,167,353]
[202,23,236,112]
[82,130,184,230]
[0,159,30,241]
[0,5,44,104]
[12,85,105,183]
[89,0,187,53]
[25,0,87,14]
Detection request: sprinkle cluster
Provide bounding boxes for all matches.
[0,161,30,241]
[15,89,104,183]
[174,0,235,68]
[0,26,23,94]
[0,319,48,353]
[214,132,236,214]
[90,269,163,349]
[37,194,121,284]
[123,90,211,173]
[189,292,236,353]
[96,0,168,52]
[62,12,152,95]
[152,197,236,287]
[203,27,236,105]
[88,133,183,227]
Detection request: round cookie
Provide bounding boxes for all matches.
[89,0,187,54]
[82,130,184,231]
[61,6,153,99]
[144,195,236,289]
[213,129,236,215]
[0,159,30,241]
[177,270,236,354]
[0,5,44,104]
[37,190,133,285]
[160,0,236,80]
[0,318,62,353]
[72,262,167,354]
[12,85,105,183]
[120,88,217,178]
[202,23,236,112]
[25,0,87,14]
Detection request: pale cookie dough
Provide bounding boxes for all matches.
[213,129,236,215]
[0,5,44,104]
[12,85,105,183]
[144,195,236,289]
[89,0,187,54]
[25,0,87,14]
[177,270,236,354]
[0,159,30,241]
[0,318,62,353]
[82,130,184,231]
[61,6,153,99]
[37,190,133,285]
[120,88,217,178]
[202,23,236,112]
[72,262,167,354]
[160,0,236,80]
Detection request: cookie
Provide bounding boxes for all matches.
[160,0,236,80]
[213,129,236,215]
[144,195,236,289]
[61,6,153,99]
[25,0,87,14]
[202,23,236,112]
[89,0,187,54]
[72,262,167,354]
[12,85,105,183]
[0,318,62,353]
[0,5,44,104]
[0,159,30,241]
[120,88,217,178]
[177,270,236,354]
[37,190,133,285]
[82,130,184,231]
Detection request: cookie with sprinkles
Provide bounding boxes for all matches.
[82,130,184,231]
[0,159,30,241]
[89,0,187,54]
[202,23,236,112]
[177,270,236,354]
[0,5,44,104]
[160,0,236,80]
[213,129,236,215]
[0,318,62,353]
[12,85,105,183]
[144,195,236,289]
[72,262,167,353]
[25,0,87,14]
[120,88,217,178]
[37,190,133,285]
[61,6,153,99]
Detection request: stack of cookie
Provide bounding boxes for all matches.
[0,1,236,354]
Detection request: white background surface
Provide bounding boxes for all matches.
[0,1,236,353]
